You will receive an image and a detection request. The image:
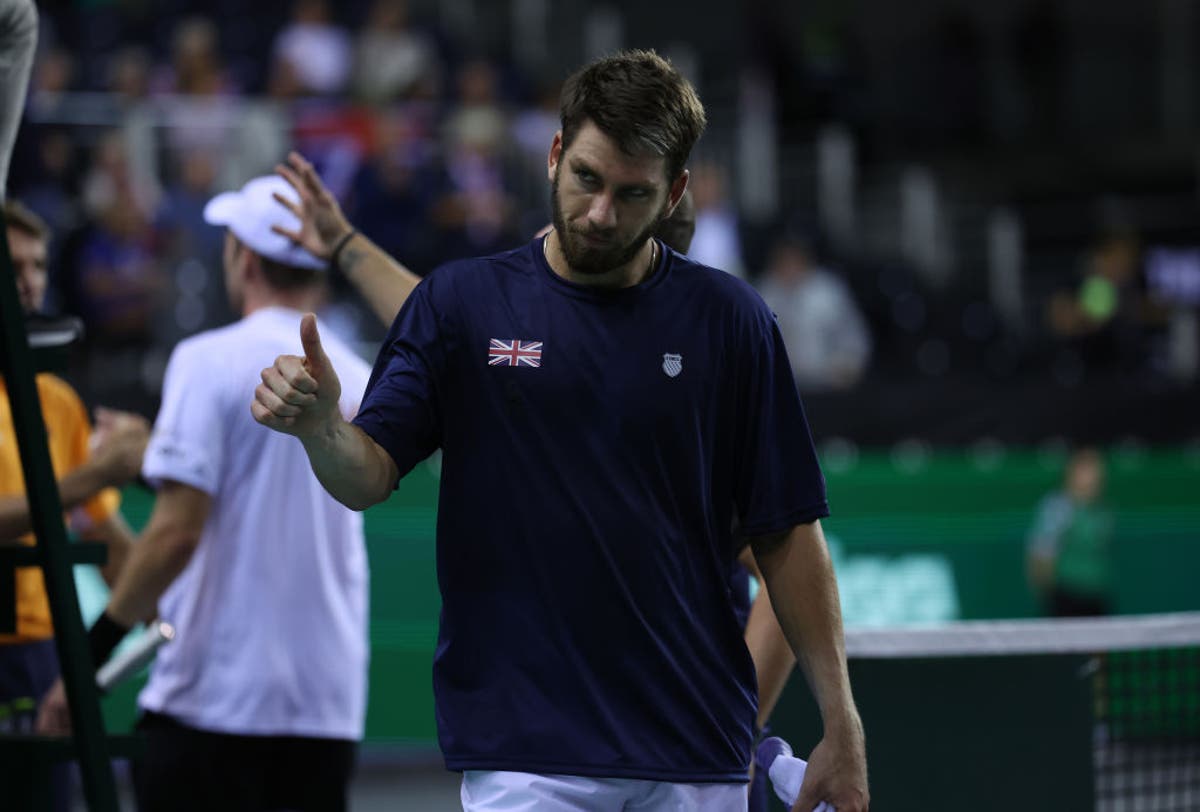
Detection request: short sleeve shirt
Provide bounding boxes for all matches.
[355,240,828,781]
[0,375,120,642]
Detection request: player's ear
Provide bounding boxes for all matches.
[240,245,262,283]
[665,170,689,218]
[547,131,564,182]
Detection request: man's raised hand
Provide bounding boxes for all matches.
[252,314,343,439]
[271,151,353,261]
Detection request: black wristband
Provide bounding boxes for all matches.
[87,611,130,671]
[329,229,359,270]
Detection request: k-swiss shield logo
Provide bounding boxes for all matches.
[662,353,683,378]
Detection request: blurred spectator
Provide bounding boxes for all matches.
[272,0,352,97]
[1047,231,1165,375]
[26,47,73,118]
[152,18,246,192]
[145,18,287,195]
[434,58,519,257]
[107,45,152,105]
[69,193,163,347]
[159,150,222,252]
[345,110,441,276]
[1026,447,1114,617]
[351,0,438,104]
[81,129,158,229]
[443,57,509,154]
[67,131,165,347]
[15,129,78,248]
[509,80,561,230]
[688,160,745,277]
[104,46,162,223]
[154,17,235,97]
[757,233,871,392]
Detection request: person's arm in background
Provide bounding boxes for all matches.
[1026,495,1068,597]
[101,481,210,627]
[0,407,149,541]
[738,546,796,732]
[79,511,136,589]
[750,519,869,812]
[272,151,421,326]
[36,481,211,734]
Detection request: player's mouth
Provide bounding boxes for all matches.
[579,232,613,248]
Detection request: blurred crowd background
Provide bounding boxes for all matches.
[13,0,1200,450]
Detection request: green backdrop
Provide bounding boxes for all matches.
[100,447,1200,746]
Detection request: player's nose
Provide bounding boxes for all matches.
[587,192,617,230]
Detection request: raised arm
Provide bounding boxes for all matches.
[749,519,869,812]
[251,313,398,510]
[272,151,421,325]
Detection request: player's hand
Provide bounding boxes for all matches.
[35,678,71,736]
[793,722,869,811]
[271,151,353,261]
[252,313,343,440]
[90,407,151,486]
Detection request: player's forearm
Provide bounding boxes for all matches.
[0,461,112,540]
[751,520,861,736]
[106,512,200,627]
[301,418,397,511]
[334,231,421,326]
[83,512,136,588]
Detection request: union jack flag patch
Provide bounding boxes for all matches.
[487,339,543,368]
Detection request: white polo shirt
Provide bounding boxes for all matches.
[139,306,372,740]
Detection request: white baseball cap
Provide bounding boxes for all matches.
[203,175,326,270]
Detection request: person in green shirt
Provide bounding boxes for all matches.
[1026,446,1115,616]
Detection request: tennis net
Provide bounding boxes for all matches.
[780,613,1200,811]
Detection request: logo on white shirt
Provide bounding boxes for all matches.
[662,353,683,378]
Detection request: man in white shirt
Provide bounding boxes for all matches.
[38,175,373,812]
[757,233,871,393]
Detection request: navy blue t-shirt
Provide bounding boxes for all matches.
[354,238,828,783]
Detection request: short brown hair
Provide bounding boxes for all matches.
[4,200,50,242]
[259,254,323,291]
[560,49,706,181]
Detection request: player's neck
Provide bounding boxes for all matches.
[545,231,657,290]
[241,286,324,318]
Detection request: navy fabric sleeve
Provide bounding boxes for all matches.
[733,309,829,536]
[353,278,451,482]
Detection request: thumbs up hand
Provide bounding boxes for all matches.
[252,313,343,439]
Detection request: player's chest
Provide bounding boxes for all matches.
[458,301,728,417]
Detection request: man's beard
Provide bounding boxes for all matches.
[550,167,668,276]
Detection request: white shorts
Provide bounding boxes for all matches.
[460,770,748,811]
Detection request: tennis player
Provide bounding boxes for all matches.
[38,175,373,812]
[256,50,868,812]
[281,153,805,810]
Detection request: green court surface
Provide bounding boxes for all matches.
[95,448,1200,746]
